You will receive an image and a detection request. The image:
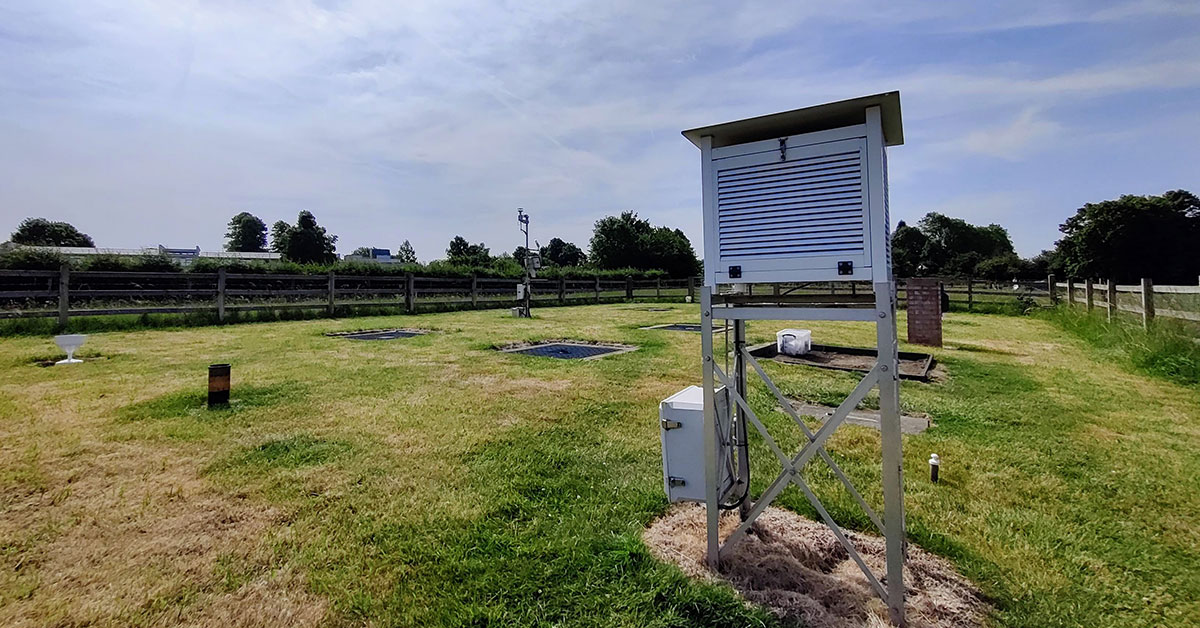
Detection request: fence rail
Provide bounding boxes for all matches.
[0,265,698,326]
[9,266,1194,331]
[1057,277,1200,328]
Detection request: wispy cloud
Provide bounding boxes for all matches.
[1,0,1198,258]
[960,108,1062,160]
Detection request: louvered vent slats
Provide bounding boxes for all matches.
[716,145,866,260]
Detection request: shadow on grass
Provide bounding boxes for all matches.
[116,382,309,422]
[27,349,116,367]
[946,342,1018,356]
[215,434,356,471]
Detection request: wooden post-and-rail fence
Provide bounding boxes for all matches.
[9,268,1196,330]
[0,267,696,327]
[1058,277,1200,329]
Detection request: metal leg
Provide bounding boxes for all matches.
[701,286,720,568]
[875,280,907,627]
[733,319,750,520]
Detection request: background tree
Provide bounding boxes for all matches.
[1055,189,1200,284]
[446,236,491,266]
[890,212,1028,278]
[10,217,94,247]
[512,246,528,266]
[918,213,1015,275]
[1028,249,1063,278]
[540,237,586,266]
[270,221,291,254]
[890,221,928,277]
[271,211,338,263]
[223,212,267,252]
[590,212,650,269]
[349,246,373,258]
[394,240,418,264]
[588,211,700,276]
[643,226,701,277]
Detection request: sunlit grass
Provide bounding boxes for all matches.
[0,305,1196,627]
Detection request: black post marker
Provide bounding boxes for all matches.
[208,363,231,408]
[929,453,940,483]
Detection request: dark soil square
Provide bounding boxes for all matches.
[748,342,934,380]
[329,329,425,341]
[640,323,731,333]
[500,341,635,360]
[657,324,702,332]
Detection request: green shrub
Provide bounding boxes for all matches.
[0,247,66,270]
[79,253,180,273]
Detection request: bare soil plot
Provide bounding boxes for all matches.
[645,504,989,628]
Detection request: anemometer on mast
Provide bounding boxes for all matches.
[516,208,540,317]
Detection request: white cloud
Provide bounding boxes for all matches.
[0,0,1198,258]
[960,108,1062,160]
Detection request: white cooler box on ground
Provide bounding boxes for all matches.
[776,329,812,356]
[659,385,733,503]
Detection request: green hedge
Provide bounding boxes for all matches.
[0,248,674,280]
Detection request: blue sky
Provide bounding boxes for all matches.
[2,1,1198,260]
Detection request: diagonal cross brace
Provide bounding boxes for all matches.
[792,474,888,600]
[712,363,793,469]
[717,365,880,553]
[742,348,885,535]
[712,360,889,603]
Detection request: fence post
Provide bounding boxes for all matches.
[1106,279,1116,323]
[217,267,227,322]
[1047,274,1057,305]
[1085,279,1094,311]
[595,276,601,303]
[405,273,415,313]
[327,270,336,317]
[687,276,695,301]
[966,278,974,311]
[1067,279,1075,305]
[471,275,478,308]
[655,277,661,298]
[58,262,70,327]
[1141,277,1154,329]
[559,276,566,305]
[625,276,633,301]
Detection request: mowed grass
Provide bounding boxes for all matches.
[0,305,1196,627]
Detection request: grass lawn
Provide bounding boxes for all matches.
[0,304,1196,627]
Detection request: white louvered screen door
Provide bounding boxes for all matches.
[708,135,873,283]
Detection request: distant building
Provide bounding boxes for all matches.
[344,247,401,263]
[11,244,281,266]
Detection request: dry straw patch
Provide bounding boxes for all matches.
[645,504,990,628]
[0,438,326,627]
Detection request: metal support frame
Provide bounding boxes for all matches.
[690,98,906,626]
[701,283,906,625]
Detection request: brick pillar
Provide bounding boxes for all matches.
[906,277,943,347]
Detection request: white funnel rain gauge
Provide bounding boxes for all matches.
[54,334,88,365]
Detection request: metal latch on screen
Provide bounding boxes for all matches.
[660,418,682,430]
[668,477,686,487]
[779,137,787,161]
